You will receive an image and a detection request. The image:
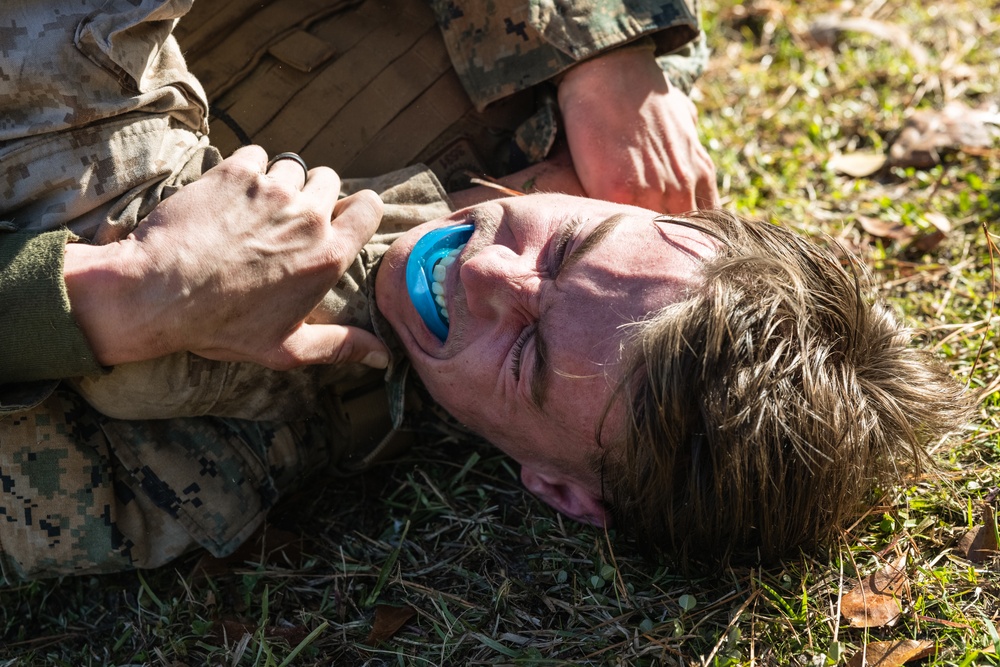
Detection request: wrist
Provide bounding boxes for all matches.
[557,37,659,91]
[64,239,169,366]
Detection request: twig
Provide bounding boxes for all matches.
[969,221,998,394]
[700,589,762,667]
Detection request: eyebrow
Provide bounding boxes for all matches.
[529,213,629,410]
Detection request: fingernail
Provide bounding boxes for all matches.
[362,350,389,370]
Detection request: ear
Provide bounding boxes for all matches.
[520,467,610,528]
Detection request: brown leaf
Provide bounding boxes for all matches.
[889,102,1000,168]
[846,639,935,667]
[190,525,303,579]
[807,15,928,66]
[841,554,908,628]
[829,152,887,178]
[364,604,417,645]
[908,231,945,254]
[857,216,916,241]
[958,504,998,563]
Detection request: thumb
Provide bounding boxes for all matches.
[267,323,389,370]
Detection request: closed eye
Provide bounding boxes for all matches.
[510,324,536,382]
[511,325,535,381]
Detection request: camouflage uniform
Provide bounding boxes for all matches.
[429,0,704,167]
[0,0,703,583]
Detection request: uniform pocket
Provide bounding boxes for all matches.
[101,417,275,557]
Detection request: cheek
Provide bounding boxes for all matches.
[412,359,487,424]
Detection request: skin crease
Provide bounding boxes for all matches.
[376,194,716,524]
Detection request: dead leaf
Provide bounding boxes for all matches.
[364,604,417,645]
[841,554,908,628]
[857,216,916,241]
[829,152,888,178]
[846,639,935,667]
[890,102,1000,168]
[807,14,928,67]
[958,504,998,563]
[908,231,945,254]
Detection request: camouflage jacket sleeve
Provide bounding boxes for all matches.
[0,228,100,386]
[429,0,701,111]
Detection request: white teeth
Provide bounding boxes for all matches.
[430,243,465,323]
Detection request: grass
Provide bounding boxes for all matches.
[3,0,999,664]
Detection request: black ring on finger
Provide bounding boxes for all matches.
[266,152,309,180]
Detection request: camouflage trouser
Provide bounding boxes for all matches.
[0,387,331,584]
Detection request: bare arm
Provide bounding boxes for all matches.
[558,44,719,213]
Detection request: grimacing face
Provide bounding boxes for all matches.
[375,194,715,525]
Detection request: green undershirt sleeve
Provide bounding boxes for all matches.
[0,228,101,383]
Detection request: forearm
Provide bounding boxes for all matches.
[448,149,585,209]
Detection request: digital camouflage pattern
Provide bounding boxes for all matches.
[427,0,704,165]
[429,0,701,111]
[0,387,328,581]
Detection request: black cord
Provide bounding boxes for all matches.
[209,103,253,147]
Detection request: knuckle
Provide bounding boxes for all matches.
[356,188,384,213]
[310,165,336,179]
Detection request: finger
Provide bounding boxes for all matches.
[695,177,720,210]
[694,157,720,210]
[267,323,390,370]
[227,144,269,170]
[301,164,342,201]
[328,190,384,267]
[266,154,309,189]
[299,166,341,222]
[333,189,382,220]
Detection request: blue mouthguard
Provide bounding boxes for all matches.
[405,224,474,341]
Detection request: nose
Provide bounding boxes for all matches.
[460,245,542,323]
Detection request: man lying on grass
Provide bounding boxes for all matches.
[1,146,969,582]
